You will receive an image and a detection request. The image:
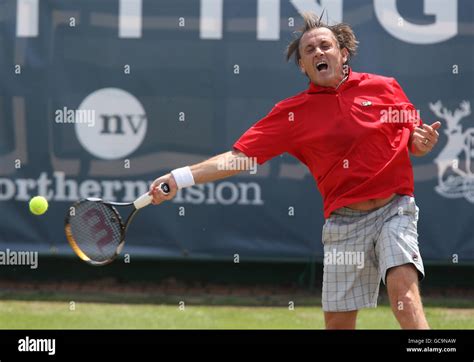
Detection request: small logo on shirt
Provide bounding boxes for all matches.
[412,253,419,262]
[361,101,372,106]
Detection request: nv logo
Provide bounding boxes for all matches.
[75,88,148,160]
[100,114,147,135]
[429,100,474,203]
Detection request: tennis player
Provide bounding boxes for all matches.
[149,13,440,329]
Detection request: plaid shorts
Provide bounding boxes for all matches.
[321,194,424,312]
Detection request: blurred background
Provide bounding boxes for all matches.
[0,0,472,329]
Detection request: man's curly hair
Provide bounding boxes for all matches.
[286,12,359,66]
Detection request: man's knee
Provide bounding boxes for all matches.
[386,264,422,298]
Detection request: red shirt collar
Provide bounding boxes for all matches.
[307,67,361,94]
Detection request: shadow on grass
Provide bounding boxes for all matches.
[1,288,473,309]
[0,288,321,307]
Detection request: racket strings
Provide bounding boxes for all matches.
[67,202,122,263]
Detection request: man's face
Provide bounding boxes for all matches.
[298,27,349,88]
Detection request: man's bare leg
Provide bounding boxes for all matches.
[386,264,429,329]
[324,311,358,329]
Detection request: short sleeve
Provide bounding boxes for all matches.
[391,78,423,132]
[233,105,292,165]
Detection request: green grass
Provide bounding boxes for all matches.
[1,299,473,329]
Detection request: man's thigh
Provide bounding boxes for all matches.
[322,209,381,312]
[376,196,424,285]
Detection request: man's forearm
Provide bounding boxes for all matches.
[149,150,253,204]
[189,150,248,184]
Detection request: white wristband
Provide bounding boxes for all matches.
[171,166,195,189]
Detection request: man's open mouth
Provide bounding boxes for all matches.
[316,61,328,72]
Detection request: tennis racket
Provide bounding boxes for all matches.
[65,183,170,266]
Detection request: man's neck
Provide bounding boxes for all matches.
[335,74,349,89]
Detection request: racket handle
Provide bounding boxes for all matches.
[134,183,170,209]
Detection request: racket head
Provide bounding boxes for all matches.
[64,199,125,266]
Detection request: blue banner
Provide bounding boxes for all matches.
[0,0,473,263]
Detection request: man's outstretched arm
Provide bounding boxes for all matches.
[148,150,251,204]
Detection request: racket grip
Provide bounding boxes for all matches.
[134,183,170,209]
[134,193,152,209]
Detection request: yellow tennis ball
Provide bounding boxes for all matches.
[29,196,48,215]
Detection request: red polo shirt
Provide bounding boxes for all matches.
[233,70,422,218]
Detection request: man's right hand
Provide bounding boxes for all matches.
[148,173,178,205]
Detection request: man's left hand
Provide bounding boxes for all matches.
[409,121,441,156]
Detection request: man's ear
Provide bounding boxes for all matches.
[341,48,349,64]
[298,59,306,74]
